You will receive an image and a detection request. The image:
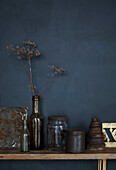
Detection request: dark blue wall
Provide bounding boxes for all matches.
[0,0,116,169]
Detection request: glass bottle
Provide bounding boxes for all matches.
[20,111,30,152]
[29,95,43,150]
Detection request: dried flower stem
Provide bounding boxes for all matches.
[18,58,35,95]
[18,59,30,80]
[28,56,35,95]
[6,41,41,95]
[39,73,55,95]
[6,42,65,96]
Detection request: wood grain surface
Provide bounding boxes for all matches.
[0,148,116,160]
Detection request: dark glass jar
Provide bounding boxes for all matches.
[20,110,30,152]
[29,96,43,150]
[47,116,67,150]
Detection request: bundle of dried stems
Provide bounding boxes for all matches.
[6,41,64,95]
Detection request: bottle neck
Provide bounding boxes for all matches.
[32,97,40,114]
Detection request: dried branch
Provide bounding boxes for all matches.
[18,58,35,95]
[18,58,31,81]
[39,73,55,95]
[38,65,65,95]
[28,55,35,95]
[6,42,65,96]
[6,41,40,95]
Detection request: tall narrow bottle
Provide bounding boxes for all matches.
[20,111,30,152]
[29,95,43,150]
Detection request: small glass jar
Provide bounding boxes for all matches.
[47,116,67,150]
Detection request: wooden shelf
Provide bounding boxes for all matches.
[0,148,116,160]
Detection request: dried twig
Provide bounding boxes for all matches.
[39,73,55,95]
[28,55,35,95]
[38,65,65,95]
[18,58,31,82]
[6,41,40,95]
[6,42,65,96]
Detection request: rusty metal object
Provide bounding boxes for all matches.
[87,118,105,151]
[65,128,85,153]
[0,107,28,149]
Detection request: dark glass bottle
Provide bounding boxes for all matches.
[29,96,43,150]
[20,112,30,152]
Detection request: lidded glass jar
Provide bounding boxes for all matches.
[47,116,67,150]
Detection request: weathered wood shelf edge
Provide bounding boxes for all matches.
[0,153,116,160]
[0,148,116,160]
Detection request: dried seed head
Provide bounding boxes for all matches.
[6,41,41,60]
[49,65,65,74]
[17,56,21,60]
[6,45,10,50]
[50,65,55,69]
[17,51,20,55]
[35,50,40,56]
[16,45,19,49]
[60,68,65,72]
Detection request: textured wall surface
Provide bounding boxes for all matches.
[0,0,116,169]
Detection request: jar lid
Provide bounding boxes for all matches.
[66,128,85,135]
[48,116,67,121]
